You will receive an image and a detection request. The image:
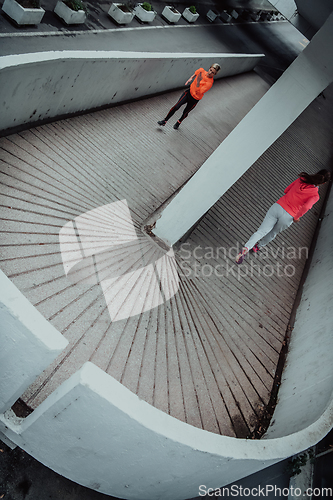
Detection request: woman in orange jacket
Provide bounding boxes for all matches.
[158,63,220,130]
[235,170,331,264]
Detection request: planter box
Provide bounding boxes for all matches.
[162,5,180,23]
[54,0,86,24]
[220,11,231,22]
[133,3,156,22]
[2,0,45,25]
[251,11,261,21]
[182,7,198,22]
[206,9,217,22]
[108,2,134,24]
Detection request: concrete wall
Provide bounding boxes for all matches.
[268,0,315,39]
[0,50,264,133]
[269,0,298,22]
[270,0,333,38]
[0,270,68,414]
[0,360,332,500]
[295,0,333,31]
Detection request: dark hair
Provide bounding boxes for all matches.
[299,169,331,186]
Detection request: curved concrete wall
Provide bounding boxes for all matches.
[295,0,333,31]
[0,50,264,133]
[0,360,332,500]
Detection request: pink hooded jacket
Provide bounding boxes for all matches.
[277,178,319,219]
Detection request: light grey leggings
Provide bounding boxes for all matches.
[245,203,294,250]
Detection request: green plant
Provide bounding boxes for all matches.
[141,1,152,11]
[189,5,196,14]
[286,449,316,477]
[64,0,86,11]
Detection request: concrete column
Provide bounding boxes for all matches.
[0,271,68,413]
[152,13,333,247]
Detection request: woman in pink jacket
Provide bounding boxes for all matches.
[236,169,331,264]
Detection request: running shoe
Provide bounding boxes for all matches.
[158,120,166,126]
[235,247,248,265]
[173,121,181,130]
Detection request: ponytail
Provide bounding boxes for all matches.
[299,169,331,186]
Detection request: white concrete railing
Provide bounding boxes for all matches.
[0,50,264,132]
[0,271,68,414]
[0,187,332,499]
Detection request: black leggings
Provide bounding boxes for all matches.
[164,89,199,123]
